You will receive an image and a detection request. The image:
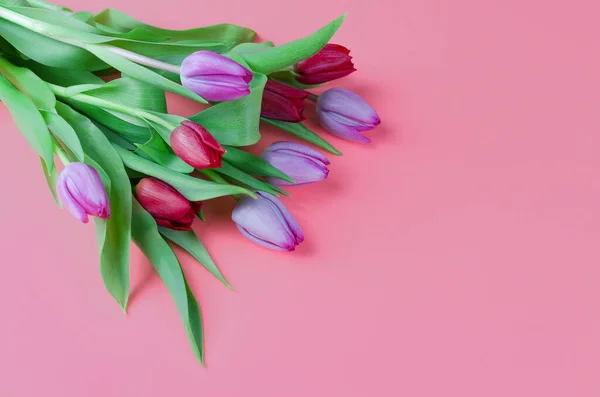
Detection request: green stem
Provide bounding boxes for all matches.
[106,46,181,74]
[307,93,318,102]
[54,144,71,165]
[47,83,176,130]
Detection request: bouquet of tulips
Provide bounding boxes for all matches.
[0,0,380,365]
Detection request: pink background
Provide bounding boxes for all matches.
[1,0,600,395]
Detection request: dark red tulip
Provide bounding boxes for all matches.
[260,79,309,122]
[294,44,356,85]
[135,177,202,231]
[170,121,225,170]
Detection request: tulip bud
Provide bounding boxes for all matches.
[294,44,356,85]
[260,80,309,122]
[316,88,381,143]
[170,121,225,170]
[232,192,304,251]
[135,177,202,231]
[56,162,110,223]
[180,51,253,102]
[262,142,330,186]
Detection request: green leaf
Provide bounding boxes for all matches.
[41,110,84,161]
[159,228,233,290]
[0,18,107,70]
[6,6,101,33]
[189,73,267,146]
[215,161,282,196]
[41,156,61,207]
[22,0,72,13]
[55,102,131,311]
[113,144,254,201]
[134,131,194,174]
[94,122,136,150]
[18,60,105,86]
[94,8,255,52]
[79,76,167,113]
[240,15,345,75]
[131,198,205,365]
[0,56,56,110]
[222,146,293,182]
[0,75,54,172]
[83,43,208,104]
[262,118,342,155]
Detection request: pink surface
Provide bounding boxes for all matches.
[1,0,600,395]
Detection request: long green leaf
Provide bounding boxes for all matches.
[113,144,254,201]
[240,15,345,75]
[41,156,61,207]
[134,130,194,174]
[131,198,205,365]
[215,161,282,196]
[262,118,342,155]
[55,102,131,311]
[222,146,293,182]
[80,76,167,113]
[159,228,233,290]
[0,75,54,172]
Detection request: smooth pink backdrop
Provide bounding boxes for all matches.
[1,0,600,395]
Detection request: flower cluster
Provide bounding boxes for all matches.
[0,1,380,365]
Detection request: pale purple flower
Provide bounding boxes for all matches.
[56,162,110,223]
[180,51,253,102]
[232,192,304,251]
[316,88,381,143]
[262,141,330,186]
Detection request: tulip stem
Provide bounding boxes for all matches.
[48,83,177,131]
[54,144,71,166]
[307,93,319,102]
[104,45,182,75]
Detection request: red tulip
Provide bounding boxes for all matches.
[260,80,309,122]
[294,44,356,85]
[135,177,202,231]
[170,121,225,170]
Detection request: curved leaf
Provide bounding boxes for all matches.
[159,228,233,289]
[222,146,293,182]
[41,110,84,161]
[0,56,55,110]
[131,198,205,365]
[240,15,345,74]
[262,118,342,155]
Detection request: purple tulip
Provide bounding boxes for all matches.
[56,162,110,223]
[262,142,330,186]
[316,88,381,143]
[180,51,253,102]
[232,192,304,251]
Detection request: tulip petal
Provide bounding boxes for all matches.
[136,178,191,220]
[236,225,294,252]
[317,88,380,128]
[57,173,89,223]
[181,51,252,79]
[232,195,297,250]
[263,151,328,186]
[256,192,304,244]
[264,141,330,165]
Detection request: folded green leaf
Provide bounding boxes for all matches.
[0,56,55,110]
[56,102,131,311]
[0,75,54,172]
[222,146,293,182]
[240,14,346,75]
[113,144,254,201]
[262,118,342,155]
[79,76,167,113]
[189,73,267,146]
[41,110,84,161]
[131,198,205,365]
[159,228,233,290]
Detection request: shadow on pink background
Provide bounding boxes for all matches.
[1,0,599,395]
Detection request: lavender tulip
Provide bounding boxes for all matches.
[262,142,330,186]
[180,51,253,102]
[56,162,110,223]
[316,88,381,143]
[232,192,304,251]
